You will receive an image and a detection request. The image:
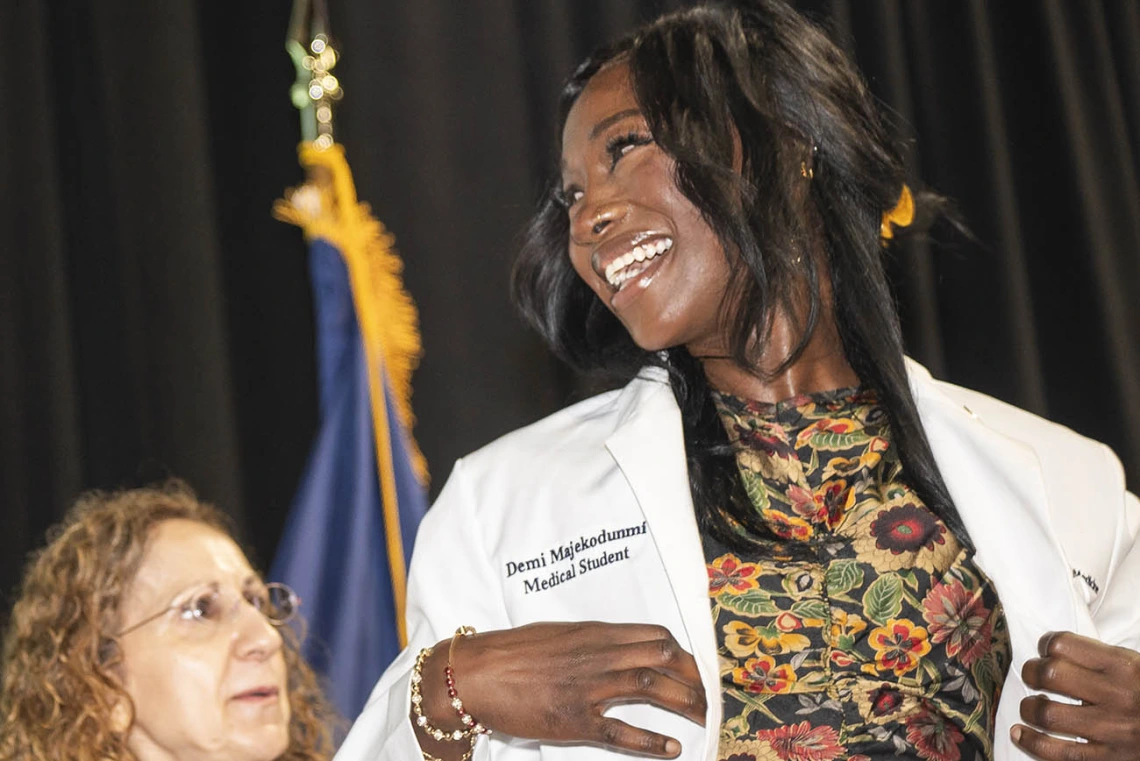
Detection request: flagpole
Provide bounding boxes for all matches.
[280,0,426,652]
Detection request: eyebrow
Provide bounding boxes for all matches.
[589,108,642,140]
[168,575,259,598]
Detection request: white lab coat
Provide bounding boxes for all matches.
[335,360,1140,761]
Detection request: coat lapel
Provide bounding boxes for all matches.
[907,363,1088,653]
[605,372,722,760]
[601,364,1086,761]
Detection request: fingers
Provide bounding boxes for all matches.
[1039,631,1140,677]
[445,621,706,751]
[512,621,671,649]
[1011,724,1102,761]
[1021,655,1122,706]
[549,624,702,693]
[1018,694,1140,753]
[586,622,690,648]
[1027,633,1140,753]
[593,717,682,758]
[588,630,706,725]
[612,634,703,687]
[1019,696,1096,741]
[601,667,707,726]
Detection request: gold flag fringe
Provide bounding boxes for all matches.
[274,143,428,486]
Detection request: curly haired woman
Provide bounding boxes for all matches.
[0,480,337,761]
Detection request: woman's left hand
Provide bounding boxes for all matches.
[1013,631,1140,759]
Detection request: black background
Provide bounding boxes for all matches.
[2,0,1139,624]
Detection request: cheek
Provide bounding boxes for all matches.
[691,240,734,288]
[568,244,601,294]
[675,204,734,289]
[276,652,292,723]
[125,644,225,730]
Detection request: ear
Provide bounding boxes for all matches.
[788,141,818,212]
[109,696,133,733]
[100,641,133,733]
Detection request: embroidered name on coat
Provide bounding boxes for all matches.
[504,521,648,594]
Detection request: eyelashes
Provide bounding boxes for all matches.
[174,582,268,624]
[557,129,654,210]
[605,130,653,169]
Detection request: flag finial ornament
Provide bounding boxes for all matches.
[287,0,343,148]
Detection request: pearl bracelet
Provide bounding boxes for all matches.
[420,743,475,761]
[410,628,490,748]
[411,646,472,743]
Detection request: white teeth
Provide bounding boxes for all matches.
[603,237,673,288]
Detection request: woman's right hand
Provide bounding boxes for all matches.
[412,621,708,759]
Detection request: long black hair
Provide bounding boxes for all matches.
[512,0,971,552]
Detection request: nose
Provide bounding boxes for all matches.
[572,196,630,243]
[232,601,283,661]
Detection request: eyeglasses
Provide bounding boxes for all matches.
[115,581,299,638]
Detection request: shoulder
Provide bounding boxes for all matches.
[465,378,631,463]
[938,380,1105,451]
[906,358,1124,487]
[443,367,674,496]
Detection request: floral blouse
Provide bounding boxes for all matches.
[704,387,1010,761]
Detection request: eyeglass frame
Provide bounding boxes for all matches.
[114,581,300,638]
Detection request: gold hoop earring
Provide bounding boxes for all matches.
[800,161,813,179]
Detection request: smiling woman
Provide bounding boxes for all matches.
[560,63,734,357]
[0,481,335,761]
[334,2,1140,761]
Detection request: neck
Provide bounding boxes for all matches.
[694,305,859,403]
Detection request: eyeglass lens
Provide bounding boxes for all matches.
[260,582,298,624]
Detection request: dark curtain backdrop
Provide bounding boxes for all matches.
[3,0,1139,625]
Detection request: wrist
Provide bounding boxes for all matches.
[446,626,489,735]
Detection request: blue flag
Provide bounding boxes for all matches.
[272,144,428,722]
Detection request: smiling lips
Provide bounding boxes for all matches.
[232,685,279,702]
[603,236,674,289]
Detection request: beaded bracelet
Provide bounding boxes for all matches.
[410,629,490,747]
[411,646,472,743]
[446,626,490,735]
[420,742,475,761]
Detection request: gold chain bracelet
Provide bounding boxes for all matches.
[411,646,474,743]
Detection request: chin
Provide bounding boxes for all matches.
[620,322,677,354]
[267,731,290,761]
[241,730,290,761]
[632,336,686,356]
[232,720,290,761]
[616,308,696,354]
